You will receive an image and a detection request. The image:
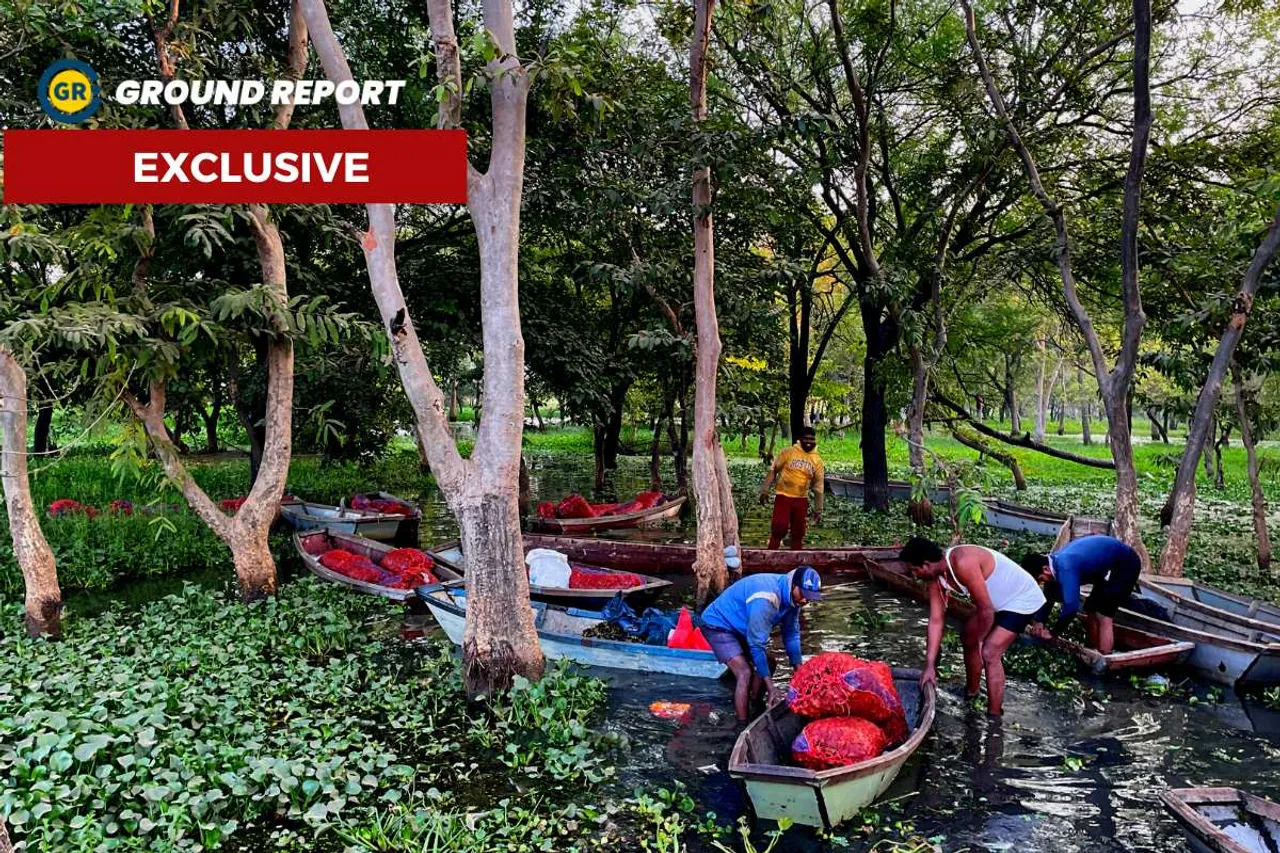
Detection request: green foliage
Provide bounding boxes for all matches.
[0,581,617,852]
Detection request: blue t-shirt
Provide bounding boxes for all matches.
[1040,535,1139,633]
[700,572,803,677]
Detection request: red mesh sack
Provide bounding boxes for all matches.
[371,499,413,515]
[792,716,887,770]
[787,653,907,732]
[319,550,358,571]
[109,500,134,516]
[48,499,83,517]
[632,491,662,510]
[537,501,557,519]
[83,505,100,518]
[381,569,436,589]
[588,502,621,518]
[569,566,643,589]
[350,494,375,511]
[556,495,594,519]
[381,548,434,576]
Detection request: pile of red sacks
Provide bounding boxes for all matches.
[537,491,664,520]
[318,546,437,589]
[787,653,909,770]
[50,499,137,518]
[567,565,644,590]
[349,494,417,516]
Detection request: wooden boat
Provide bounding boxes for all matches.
[294,529,461,602]
[728,669,936,829]
[862,559,1194,674]
[825,476,1112,539]
[1138,576,1280,636]
[416,582,726,678]
[521,534,903,577]
[280,499,420,545]
[1161,787,1280,853]
[527,495,687,534]
[428,541,673,610]
[1114,602,1280,687]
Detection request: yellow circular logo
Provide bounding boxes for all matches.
[47,68,95,113]
[38,59,102,124]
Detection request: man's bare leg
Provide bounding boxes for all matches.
[727,655,753,721]
[1096,614,1115,654]
[962,626,984,700]
[981,626,1020,716]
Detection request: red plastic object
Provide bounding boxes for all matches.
[792,716,887,769]
[48,499,83,517]
[667,607,713,651]
[556,495,594,519]
[537,501,557,519]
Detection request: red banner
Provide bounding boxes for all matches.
[3,129,468,204]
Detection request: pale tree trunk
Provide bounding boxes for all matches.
[0,350,63,638]
[908,344,927,471]
[1233,364,1271,572]
[1160,203,1280,576]
[962,0,1151,569]
[129,5,298,600]
[1079,364,1093,445]
[688,0,737,606]
[300,0,543,693]
[1033,336,1048,444]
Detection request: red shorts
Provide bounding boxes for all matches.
[770,495,808,550]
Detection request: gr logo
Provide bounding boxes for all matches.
[38,59,102,124]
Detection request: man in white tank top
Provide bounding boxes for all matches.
[898,537,1046,716]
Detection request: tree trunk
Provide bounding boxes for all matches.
[1033,337,1048,444]
[302,0,543,693]
[1233,364,1271,572]
[32,403,54,456]
[228,369,265,486]
[1079,365,1092,445]
[447,380,459,422]
[670,392,689,493]
[1213,424,1229,491]
[593,425,607,490]
[518,456,532,518]
[0,350,63,638]
[950,426,1027,490]
[203,381,222,453]
[1105,396,1149,571]
[907,343,927,472]
[1160,204,1280,575]
[1146,407,1168,443]
[788,283,813,439]
[860,306,894,512]
[458,492,543,696]
[688,0,736,606]
[413,424,432,471]
[531,395,544,431]
[1005,355,1021,434]
[649,410,665,491]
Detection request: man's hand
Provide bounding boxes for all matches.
[811,509,823,524]
[758,491,771,508]
[1027,623,1051,641]
[919,666,937,688]
[763,678,784,705]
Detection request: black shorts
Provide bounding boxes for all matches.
[1083,557,1141,617]
[994,610,1035,635]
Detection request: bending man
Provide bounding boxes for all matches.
[700,567,823,721]
[1021,534,1142,654]
[899,537,1046,716]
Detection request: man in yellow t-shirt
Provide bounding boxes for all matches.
[758,426,824,549]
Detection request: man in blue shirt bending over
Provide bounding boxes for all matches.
[1021,535,1142,654]
[700,567,823,722]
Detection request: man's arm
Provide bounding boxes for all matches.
[1050,561,1082,636]
[745,599,779,678]
[780,607,803,667]
[921,579,946,684]
[811,460,825,519]
[759,453,785,504]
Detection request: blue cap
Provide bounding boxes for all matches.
[796,566,823,601]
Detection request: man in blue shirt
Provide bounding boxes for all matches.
[700,567,823,721]
[1021,535,1142,653]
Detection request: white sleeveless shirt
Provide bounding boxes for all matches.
[941,545,1046,615]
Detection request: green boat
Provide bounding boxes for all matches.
[728,668,936,829]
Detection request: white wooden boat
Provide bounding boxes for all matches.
[729,669,935,828]
[294,529,460,602]
[1139,576,1280,636]
[280,500,419,544]
[1161,787,1280,853]
[428,541,672,610]
[416,582,727,679]
[1115,603,1280,687]
[527,495,686,534]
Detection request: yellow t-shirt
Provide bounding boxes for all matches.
[773,444,824,498]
